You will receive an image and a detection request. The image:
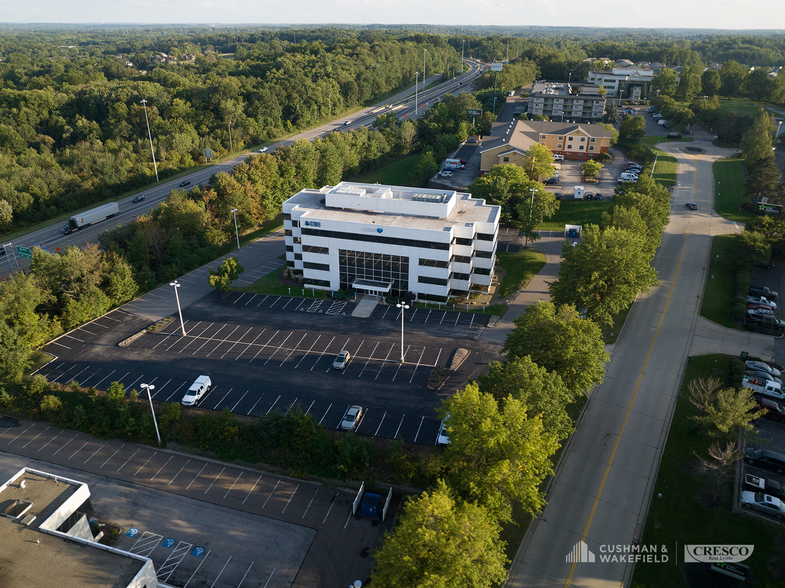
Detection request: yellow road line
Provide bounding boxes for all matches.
[564,156,698,586]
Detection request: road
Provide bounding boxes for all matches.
[0,60,485,278]
[504,138,743,587]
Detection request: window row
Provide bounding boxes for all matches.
[302,228,450,251]
[303,245,329,254]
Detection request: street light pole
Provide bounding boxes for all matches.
[526,188,536,247]
[415,72,419,117]
[141,384,161,445]
[140,99,159,182]
[230,208,240,250]
[228,121,233,153]
[423,49,427,91]
[396,302,409,363]
[461,40,465,73]
[170,280,186,336]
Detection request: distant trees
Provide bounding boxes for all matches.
[619,115,647,141]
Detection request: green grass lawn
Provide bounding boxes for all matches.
[632,354,784,588]
[536,200,614,232]
[496,249,547,297]
[714,99,780,119]
[352,154,421,186]
[700,234,738,328]
[240,264,326,299]
[649,147,677,187]
[714,157,756,224]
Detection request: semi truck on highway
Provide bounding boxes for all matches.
[62,202,120,234]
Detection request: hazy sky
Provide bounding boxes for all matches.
[5,0,784,30]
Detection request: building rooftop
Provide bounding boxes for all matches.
[481,120,613,155]
[0,469,148,588]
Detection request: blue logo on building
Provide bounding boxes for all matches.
[304,220,321,227]
[377,228,383,233]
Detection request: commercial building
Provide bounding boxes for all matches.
[282,182,500,302]
[527,81,606,122]
[586,67,655,99]
[0,467,158,588]
[479,120,613,172]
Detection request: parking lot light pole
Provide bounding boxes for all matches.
[141,384,161,445]
[396,302,409,363]
[170,280,186,336]
[415,72,419,117]
[230,208,240,250]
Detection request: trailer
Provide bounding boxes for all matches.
[63,202,120,234]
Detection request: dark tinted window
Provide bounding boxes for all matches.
[304,261,329,271]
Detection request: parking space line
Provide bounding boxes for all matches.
[343,511,353,529]
[374,344,396,380]
[282,484,299,513]
[266,395,281,414]
[439,311,447,324]
[84,441,108,464]
[246,394,265,416]
[294,298,308,311]
[204,467,226,495]
[324,337,351,372]
[409,309,417,322]
[235,329,266,361]
[131,531,163,557]
[126,375,143,392]
[302,488,318,519]
[165,381,188,402]
[22,426,50,448]
[255,295,269,307]
[395,309,401,321]
[183,549,211,588]
[264,333,293,365]
[454,313,461,327]
[191,324,227,356]
[92,370,116,389]
[305,400,315,415]
[38,429,64,452]
[149,455,172,480]
[413,416,425,443]
[469,314,476,328]
[322,494,337,524]
[206,325,240,357]
[382,306,390,319]
[49,340,71,349]
[285,399,298,415]
[185,463,208,490]
[424,309,432,324]
[53,365,89,384]
[309,336,336,371]
[432,348,442,368]
[117,448,141,471]
[358,341,380,377]
[223,471,243,499]
[237,562,255,587]
[101,443,126,468]
[280,333,308,366]
[394,415,405,439]
[230,390,249,412]
[269,296,281,308]
[78,327,99,336]
[250,330,280,363]
[233,293,247,305]
[374,412,387,436]
[295,335,321,369]
[208,387,233,411]
[63,334,85,343]
[210,556,233,588]
[262,480,281,508]
[281,297,294,310]
[318,403,332,424]
[169,459,191,485]
[150,379,172,400]
[262,568,276,588]
[408,348,426,383]
[391,346,409,381]
[157,541,193,583]
[221,327,254,359]
[67,438,92,460]
[131,451,157,476]
[243,475,262,504]
[168,321,203,352]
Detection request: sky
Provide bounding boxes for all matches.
[4,0,784,30]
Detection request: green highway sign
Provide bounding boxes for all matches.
[16,246,31,259]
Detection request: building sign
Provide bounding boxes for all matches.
[467,109,482,117]
[757,203,782,215]
[491,62,503,72]
[303,220,322,227]
[361,227,383,233]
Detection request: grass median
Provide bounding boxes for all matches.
[701,234,738,328]
[715,157,755,224]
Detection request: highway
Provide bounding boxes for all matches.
[1,60,484,278]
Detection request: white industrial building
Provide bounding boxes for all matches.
[282,182,500,302]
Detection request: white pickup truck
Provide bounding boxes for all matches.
[743,376,785,400]
[182,375,212,406]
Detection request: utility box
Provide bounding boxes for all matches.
[573,185,585,200]
[361,492,381,517]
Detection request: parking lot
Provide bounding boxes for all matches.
[743,406,785,523]
[39,291,496,446]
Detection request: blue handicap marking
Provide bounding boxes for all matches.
[191,546,205,557]
[125,527,140,537]
[163,538,176,548]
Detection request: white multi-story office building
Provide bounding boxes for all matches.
[282,182,500,302]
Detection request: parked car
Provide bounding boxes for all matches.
[755,260,775,269]
[437,414,451,446]
[181,375,211,406]
[132,195,146,203]
[746,370,781,384]
[747,295,777,309]
[332,350,351,370]
[746,360,781,377]
[755,398,785,421]
[593,193,602,200]
[179,180,191,187]
[748,286,778,301]
[258,147,268,153]
[553,154,564,161]
[740,491,785,519]
[340,405,363,430]
[686,202,697,210]
[747,303,775,314]
[344,120,351,125]
[745,473,783,495]
[439,170,453,178]
[544,177,559,185]
[745,447,785,474]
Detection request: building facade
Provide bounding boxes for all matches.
[282,182,500,302]
[528,81,606,122]
[586,68,654,99]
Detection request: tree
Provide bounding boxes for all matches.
[692,386,760,439]
[619,115,646,141]
[741,68,774,102]
[478,357,574,441]
[701,70,721,97]
[688,377,722,415]
[651,68,679,98]
[502,301,609,395]
[468,164,554,227]
[582,160,603,178]
[740,110,775,164]
[370,480,508,588]
[442,382,558,520]
[521,143,555,182]
[745,157,780,201]
[676,65,702,103]
[0,323,32,382]
[719,61,748,98]
[208,257,245,293]
[515,185,558,246]
[697,441,740,501]
[549,225,659,328]
[476,111,496,136]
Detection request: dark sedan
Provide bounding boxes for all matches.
[686,202,697,210]
[179,180,191,187]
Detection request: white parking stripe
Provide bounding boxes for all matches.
[318,403,332,424]
[266,395,281,414]
[408,348,426,383]
[206,325,240,357]
[394,415,405,439]
[168,459,191,485]
[322,495,337,524]
[281,484,299,513]
[391,346,409,381]
[294,335,322,369]
[305,400,315,415]
[285,399,298,415]
[22,426,49,448]
[38,429,64,452]
[220,327,254,359]
[101,443,126,468]
[230,390,249,412]
[183,549,211,588]
[92,369,116,389]
[185,463,208,490]
[149,455,173,480]
[223,471,243,499]
[165,381,188,402]
[64,437,90,459]
[262,480,280,508]
[358,341,380,377]
[246,393,265,415]
[413,416,425,443]
[279,333,308,366]
[243,475,262,504]
[309,336,335,371]
[264,332,293,365]
[117,448,141,471]
[302,489,318,519]
[250,330,279,363]
[191,324,227,355]
[237,562,255,587]
[84,441,108,463]
[244,294,258,306]
[374,412,387,436]
[262,567,276,588]
[235,329,266,361]
[204,467,225,495]
[233,293,246,305]
[375,344,396,379]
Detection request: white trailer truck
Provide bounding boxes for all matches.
[62,202,120,234]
